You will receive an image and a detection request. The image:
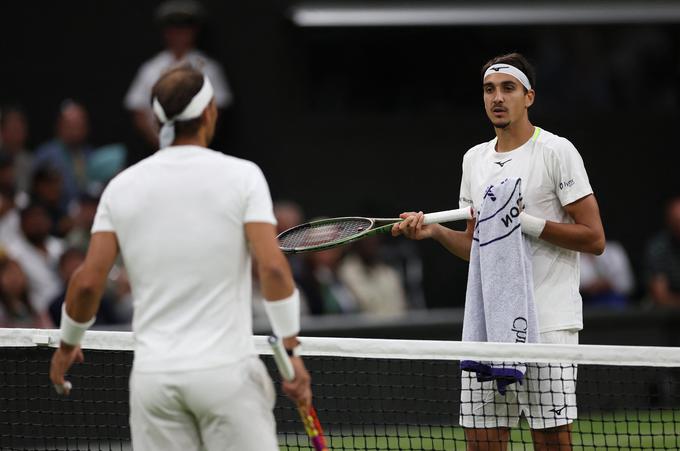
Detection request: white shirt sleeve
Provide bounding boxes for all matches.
[91,185,116,233]
[549,138,593,206]
[458,152,474,209]
[243,164,277,225]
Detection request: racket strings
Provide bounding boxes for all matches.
[279,218,373,249]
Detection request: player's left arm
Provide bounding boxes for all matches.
[535,194,606,255]
[49,232,120,393]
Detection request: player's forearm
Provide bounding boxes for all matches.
[64,266,105,323]
[431,225,474,261]
[538,221,605,255]
[258,257,296,300]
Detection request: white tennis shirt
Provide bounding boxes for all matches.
[459,127,593,332]
[92,146,276,372]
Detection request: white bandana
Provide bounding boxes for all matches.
[152,75,215,148]
[483,64,532,90]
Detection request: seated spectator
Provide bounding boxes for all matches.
[0,186,21,247]
[339,235,408,315]
[65,191,100,252]
[0,105,33,193]
[5,203,64,314]
[644,197,680,307]
[580,240,634,308]
[48,248,130,326]
[33,100,94,209]
[298,246,359,315]
[0,255,52,328]
[30,165,71,237]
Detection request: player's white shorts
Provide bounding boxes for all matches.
[130,356,278,451]
[459,329,578,430]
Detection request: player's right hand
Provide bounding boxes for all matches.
[391,211,434,240]
[282,356,312,407]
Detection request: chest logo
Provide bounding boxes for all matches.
[494,159,512,168]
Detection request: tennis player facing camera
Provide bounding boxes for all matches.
[49,65,311,450]
[393,53,605,450]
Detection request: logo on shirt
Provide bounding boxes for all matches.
[512,317,527,343]
[549,405,568,415]
[559,179,575,190]
[494,159,512,168]
[483,185,496,201]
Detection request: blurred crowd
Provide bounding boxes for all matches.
[2,0,680,330]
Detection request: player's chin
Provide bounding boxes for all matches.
[491,119,511,129]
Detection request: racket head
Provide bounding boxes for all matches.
[278,216,378,254]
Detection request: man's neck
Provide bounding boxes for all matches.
[172,134,208,148]
[495,120,535,152]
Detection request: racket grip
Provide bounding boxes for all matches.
[268,335,295,381]
[422,206,473,225]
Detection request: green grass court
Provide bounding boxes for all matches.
[280,410,680,450]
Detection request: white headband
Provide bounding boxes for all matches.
[152,74,214,148]
[483,64,532,90]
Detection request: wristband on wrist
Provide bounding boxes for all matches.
[519,211,547,238]
[263,288,301,338]
[60,304,96,346]
[285,342,303,357]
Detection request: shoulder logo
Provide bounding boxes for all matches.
[494,159,512,168]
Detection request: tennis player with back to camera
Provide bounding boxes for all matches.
[49,64,311,451]
[392,53,605,451]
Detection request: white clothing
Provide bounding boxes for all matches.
[130,356,278,451]
[6,235,64,313]
[124,50,231,111]
[0,209,21,247]
[580,241,634,295]
[92,145,276,373]
[338,254,408,315]
[460,329,578,429]
[459,127,593,332]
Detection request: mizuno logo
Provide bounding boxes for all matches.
[549,405,567,415]
[489,66,509,72]
[494,159,512,168]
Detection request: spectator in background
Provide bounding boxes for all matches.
[30,166,71,237]
[644,197,680,307]
[298,247,358,315]
[0,186,21,246]
[339,235,408,315]
[33,101,94,209]
[0,106,33,193]
[5,204,64,315]
[0,255,52,328]
[65,192,99,252]
[580,240,634,308]
[48,248,129,327]
[124,0,231,150]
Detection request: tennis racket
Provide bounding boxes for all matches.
[278,206,472,254]
[268,335,329,451]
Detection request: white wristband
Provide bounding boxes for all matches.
[519,211,547,238]
[263,289,300,339]
[60,304,96,346]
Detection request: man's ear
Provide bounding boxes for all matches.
[525,89,535,108]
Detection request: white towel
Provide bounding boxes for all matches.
[461,177,539,395]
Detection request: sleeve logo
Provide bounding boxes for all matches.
[559,179,575,190]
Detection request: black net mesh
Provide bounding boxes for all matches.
[278,219,373,250]
[1,346,679,450]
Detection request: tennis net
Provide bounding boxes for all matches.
[1,328,679,450]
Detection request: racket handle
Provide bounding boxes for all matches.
[268,335,295,381]
[422,206,473,225]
